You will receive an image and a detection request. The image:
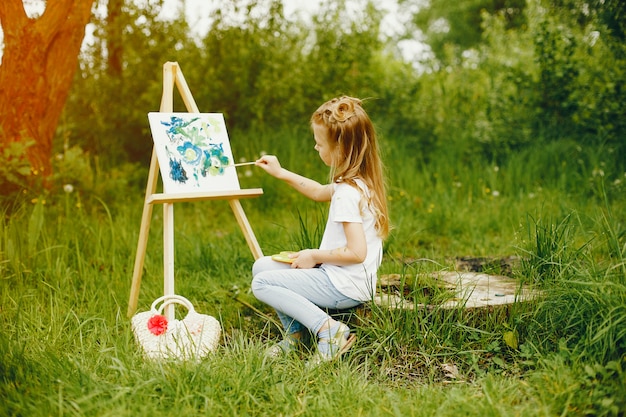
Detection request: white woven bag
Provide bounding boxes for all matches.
[131,294,221,360]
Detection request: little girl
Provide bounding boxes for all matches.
[251,96,389,362]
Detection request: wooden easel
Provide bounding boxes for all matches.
[127,62,263,319]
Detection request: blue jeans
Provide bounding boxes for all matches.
[251,256,361,335]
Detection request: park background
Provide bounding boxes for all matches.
[1,0,625,415]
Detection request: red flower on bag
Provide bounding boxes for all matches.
[147,314,168,335]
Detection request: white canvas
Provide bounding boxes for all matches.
[148,112,241,193]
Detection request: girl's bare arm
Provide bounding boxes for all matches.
[255,155,332,202]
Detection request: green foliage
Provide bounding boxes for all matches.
[292,208,326,250]
[517,208,626,367]
[304,0,385,99]
[0,139,35,199]
[61,0,198,163]
[411,0,526,63]
[3,0,624,199]
[520,212,586,284]
[58,0,391,170]
[44,0,622,180]
[194,0,310,130]
[189,0,387,132]
[52,144,95,192]
[390,0,626,163]
[581,359,626,415]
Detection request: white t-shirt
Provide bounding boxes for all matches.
[319,179,383,302]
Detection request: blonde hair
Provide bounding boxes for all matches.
[310,96,390,239]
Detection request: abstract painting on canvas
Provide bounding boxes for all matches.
[148,112,241,193]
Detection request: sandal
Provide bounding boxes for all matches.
[265,333,301,358]
[309,322,356,365]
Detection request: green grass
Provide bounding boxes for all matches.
[1,134,625,416]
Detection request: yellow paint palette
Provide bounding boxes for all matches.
[271,251,295,264]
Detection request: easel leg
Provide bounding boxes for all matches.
[128,150,159,317]
[127,203,153,317]
[163,202,175,320]
[229,199,263,260]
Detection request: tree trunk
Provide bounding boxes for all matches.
[0,0,94,184]
[106,0,124,77]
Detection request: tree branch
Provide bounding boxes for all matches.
[39,0,74,34]
[0,0,28,32]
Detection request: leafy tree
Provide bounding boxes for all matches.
[384,0,625,163]
[106,0,124,77]
[409,0,526,63]
[0,0,94,189]
[60,0,393,167]
[195,0,309,131]
[308,0,385,101]
[192,0,390,136]
[61,0,197,164]
[594,0,626,44]
[527,0,626,148]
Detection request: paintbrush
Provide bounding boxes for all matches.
[210,160,257,169]
[227,161,256,167]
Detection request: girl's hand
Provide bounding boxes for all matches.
[289,249,317,269]
[255,155,282,178]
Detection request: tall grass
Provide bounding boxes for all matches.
[1,134,625,416]
[521,208,626,364]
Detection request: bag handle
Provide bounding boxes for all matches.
[150,294,196,315]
